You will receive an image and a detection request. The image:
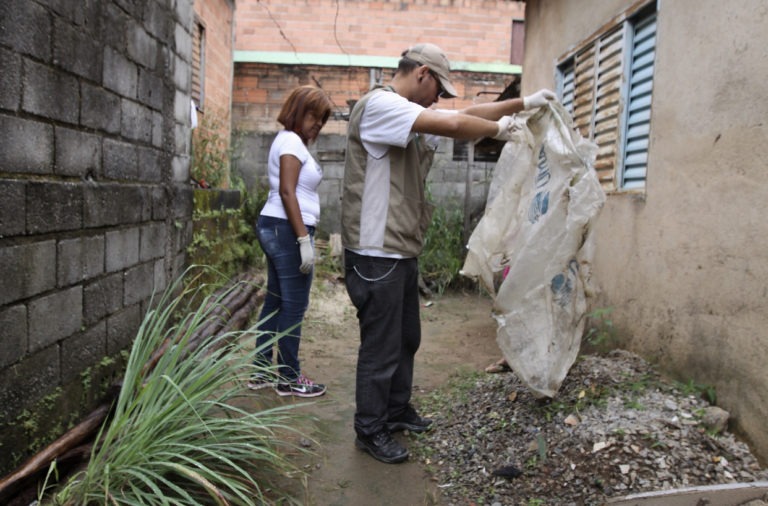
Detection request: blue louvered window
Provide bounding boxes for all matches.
[556,4,656,191]
[560,61,575,114]
[620,11,656,189]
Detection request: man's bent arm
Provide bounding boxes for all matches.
[411,108,499,140]
[459,97,525,121]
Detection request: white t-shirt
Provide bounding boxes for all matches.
[359,90,439,158]
[260,130,323,226]
[352,90,445,258]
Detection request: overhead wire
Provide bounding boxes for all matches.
[256,0,353,119]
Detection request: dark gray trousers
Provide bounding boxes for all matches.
[344,249,421,436]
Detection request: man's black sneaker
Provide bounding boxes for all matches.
[387,405,433,433]
[274,375,326,398]
[355,430,409,464]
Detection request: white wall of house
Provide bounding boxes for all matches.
[521,0,768,463]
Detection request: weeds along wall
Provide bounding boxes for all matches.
[187,188,259,286]
[0,0,198,474]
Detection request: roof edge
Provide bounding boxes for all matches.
[233,51,521,74]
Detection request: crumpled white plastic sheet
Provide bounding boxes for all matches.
[461,102,605,398]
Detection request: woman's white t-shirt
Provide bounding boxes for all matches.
[260,130,323,226]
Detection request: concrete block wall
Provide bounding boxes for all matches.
[0,0,198,473]
[232,62,511,237]
[234,0,525,64]
[234,131,495,237]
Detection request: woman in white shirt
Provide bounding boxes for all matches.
[249,86,332,398]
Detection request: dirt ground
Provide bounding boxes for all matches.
[276,275,501,505]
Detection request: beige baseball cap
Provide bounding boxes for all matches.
[403,43,458,98]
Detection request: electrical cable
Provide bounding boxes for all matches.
[256,0,352,119]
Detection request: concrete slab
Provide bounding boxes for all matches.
[606,481,768,506]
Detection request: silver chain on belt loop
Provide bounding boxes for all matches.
[353,260,399,282]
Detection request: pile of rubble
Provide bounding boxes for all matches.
[415,350,768,505]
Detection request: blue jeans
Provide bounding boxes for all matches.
[255,215,314,381]
[344,249,421,436]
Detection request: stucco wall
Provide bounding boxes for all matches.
[522,0,768,463]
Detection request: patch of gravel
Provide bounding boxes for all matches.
[413,349,768,505]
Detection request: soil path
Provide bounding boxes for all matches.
[282,277,501,505]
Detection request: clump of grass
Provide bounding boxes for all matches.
[420,199,467,295]
[675,377,717,405]
[583,307,619,353]
[47,269,314,505]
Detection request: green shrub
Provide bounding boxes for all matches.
[420,199,467,294]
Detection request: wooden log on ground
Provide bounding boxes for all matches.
[202,289,266,357]
[193,272,253,324]
[228,288,265,331]
[184,274,259,341]
[186,280,259,352]
[0,404,110,503]
[142,273,258,378]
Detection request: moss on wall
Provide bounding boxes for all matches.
[0,352,128,475]
[186,189,260,289]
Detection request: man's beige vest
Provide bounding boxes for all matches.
[342,86,436,257]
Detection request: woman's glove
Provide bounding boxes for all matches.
[297,235,314,274]
[523,89,556,110]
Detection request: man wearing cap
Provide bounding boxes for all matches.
[342,42,555,464]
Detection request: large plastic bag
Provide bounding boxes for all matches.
[461,102,605,398]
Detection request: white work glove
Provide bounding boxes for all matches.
[493,116,519,141]
[523,89,556,110]
[297,235,314,274]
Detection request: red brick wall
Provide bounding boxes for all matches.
[194,0,234,133]
[232,0,525,133]
[234,0,525,64]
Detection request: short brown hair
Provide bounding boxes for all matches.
[397,54,420,75]
[277,86,333,141]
